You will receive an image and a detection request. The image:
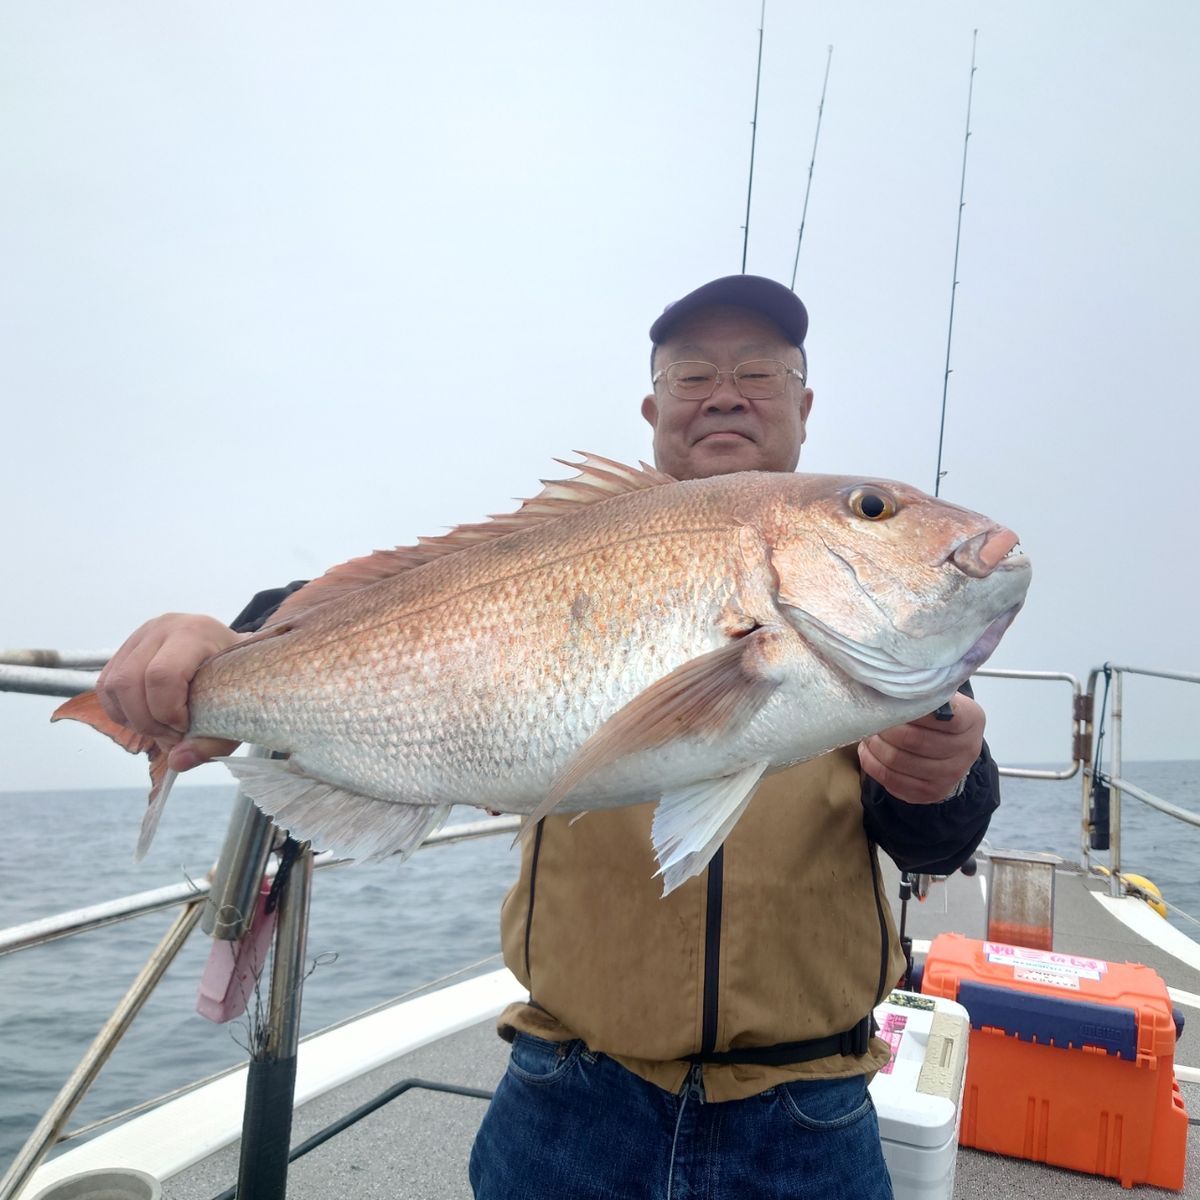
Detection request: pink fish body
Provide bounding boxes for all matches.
[57,456,1030,893]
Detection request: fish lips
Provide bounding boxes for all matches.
[950,527,1022,579]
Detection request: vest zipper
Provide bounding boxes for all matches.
[684,1061,706,1104]
[523,819,546,981]
[867,840,891,1005]
[700,847,724,1056]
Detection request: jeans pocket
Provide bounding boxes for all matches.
[506,1033,584,1087]
[778,1074,875,1132]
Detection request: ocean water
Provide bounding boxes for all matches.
[1,763,1197,1165]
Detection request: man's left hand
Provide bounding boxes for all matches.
[857,694,986,805]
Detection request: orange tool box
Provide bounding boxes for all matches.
[919,932,1188,1190]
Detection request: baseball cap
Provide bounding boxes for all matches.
[649,275,808,356]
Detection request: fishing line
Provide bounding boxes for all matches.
[934,29,978,497]
[789,45,833,290]
[1092,664,1111,783]
[740,0,767,272]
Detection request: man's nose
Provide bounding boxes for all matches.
[703,376,746,413]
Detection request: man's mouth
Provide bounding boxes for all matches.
[695,430,754,444]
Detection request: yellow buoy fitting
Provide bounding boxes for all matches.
[1121,873,1168,919]
[1092,865,1168,918]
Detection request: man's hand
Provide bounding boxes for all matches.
[96,613,246,772]
[857,694,986,805]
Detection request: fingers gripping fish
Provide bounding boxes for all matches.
[54,454,1030,895]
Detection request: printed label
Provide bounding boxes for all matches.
[1014,966,1081,990]
[983,942,1105,980]
[877,1012,907,1074]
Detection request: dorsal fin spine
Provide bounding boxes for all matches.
[261,453,675,630]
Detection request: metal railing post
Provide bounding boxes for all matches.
[1081,670,1098,873]
[204,752,281,941]
[233,842,313,1200]
[1080,763,1093,874]
[1109,668,1124,897]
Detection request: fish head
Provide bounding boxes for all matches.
[763,475,1031,703]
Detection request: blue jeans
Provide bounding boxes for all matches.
[469,1034,895,1199]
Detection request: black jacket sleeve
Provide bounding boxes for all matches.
[229,581,310,634]
[860,680,1000,875]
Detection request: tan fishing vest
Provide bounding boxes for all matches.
[498,745,905,1101]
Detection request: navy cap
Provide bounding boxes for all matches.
[649,274,808,352]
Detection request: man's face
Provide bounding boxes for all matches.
[641,306,813,480]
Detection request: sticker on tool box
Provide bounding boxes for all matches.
[1013,966,1081,990]
[983,942,1106,980]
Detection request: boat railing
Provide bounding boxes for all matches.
[0,649,113,702]
[1081,663,1200,898]
[972,668,1083,780]
[974,663,1200,899]
[0,819,521,959]
[2,650,1197,1195]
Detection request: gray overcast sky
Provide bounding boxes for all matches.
[3,1,1198,794]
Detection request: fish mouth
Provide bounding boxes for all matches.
[950,527,1024,579]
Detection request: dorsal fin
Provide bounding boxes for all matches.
[262,453,675,630]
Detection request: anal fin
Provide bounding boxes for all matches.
[216,756,450,863]
[652,761,769,896]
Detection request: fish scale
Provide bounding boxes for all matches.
[193,510,752,797]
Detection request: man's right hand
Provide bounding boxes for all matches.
[96,613,245,772]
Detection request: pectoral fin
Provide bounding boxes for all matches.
[520,626,786,833]
[652,760,770,895]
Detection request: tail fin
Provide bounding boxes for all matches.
[52,691,175,860]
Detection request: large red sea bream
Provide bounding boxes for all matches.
[56,455,1031,894]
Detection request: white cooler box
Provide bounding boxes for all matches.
[868,990,969,1200]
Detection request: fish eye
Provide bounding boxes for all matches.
[848,488,896,521]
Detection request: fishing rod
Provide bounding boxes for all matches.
[789,45,833,290]
[740,0,766,273]
[933,28,979,497]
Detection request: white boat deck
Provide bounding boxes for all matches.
[29,856,1200,1199]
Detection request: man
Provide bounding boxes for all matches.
[97,275,997,1199]
[471,277,996,1200]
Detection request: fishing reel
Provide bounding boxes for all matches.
[897,856,977,990]
[901,854,977,903]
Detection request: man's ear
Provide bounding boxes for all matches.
[641,393,659,428]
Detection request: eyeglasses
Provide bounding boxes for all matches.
[652,359,806,401]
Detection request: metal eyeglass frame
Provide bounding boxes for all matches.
[651,358,807,401]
